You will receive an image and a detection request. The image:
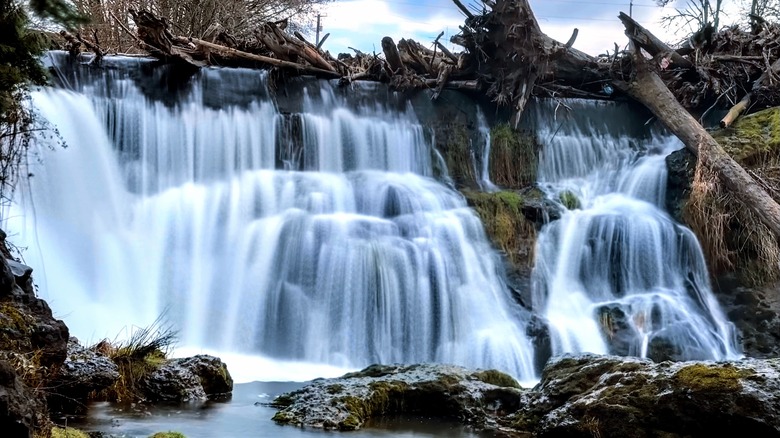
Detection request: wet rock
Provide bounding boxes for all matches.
[714,275,780,358]
[141,355,232,403]
[48,339,120,414]
[513,354,780,437]
[664,147,696,224]
[0,359,46,438]
[271,363,525,431]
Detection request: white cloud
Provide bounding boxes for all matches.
[317,0,744,58]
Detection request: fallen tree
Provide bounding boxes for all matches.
[614,13,780,240]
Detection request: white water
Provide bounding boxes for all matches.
[9,56,536,382]
[530,100,740,361]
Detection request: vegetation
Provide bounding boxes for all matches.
[673,363,751,392]
[471,370,520,388]
[0,0,49,207]
[69,0,332,53]
[149,432,186,438]
[92,316,177,403]
[489,124,538,189]
[50,427,89,438]
[684,107,780,286]
[558,190,580,210]
[463,189,538,269]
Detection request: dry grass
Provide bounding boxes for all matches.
[92,315,177,403]
[489,124,539,189]
[683,157,780,286]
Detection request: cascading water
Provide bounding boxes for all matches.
[9,53,536,382]
[529,99,740,361]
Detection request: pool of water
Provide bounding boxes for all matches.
[70,382,489,437]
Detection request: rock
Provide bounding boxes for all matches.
[664,147,696,224]
[141,355,232,403]
[0,359,46,438]
[48,339,120,414]
[170,355,233,395]
[512,354,780,437]
[714,275,780,358]
[271,363,525,431]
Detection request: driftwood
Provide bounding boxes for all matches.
[720,57,780,127]
[616,19,780,240]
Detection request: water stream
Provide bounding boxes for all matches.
[528,99,739,361]
[9,53,536,383]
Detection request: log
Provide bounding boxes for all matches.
[189,37,341,78]
[431,65,453,100]
[618,12,693,69]
[616,38,780,239]
[382,37,406,74]
[720,94,750,128]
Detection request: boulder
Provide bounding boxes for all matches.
[512,354,780,437]
[141,355,232,403]
[48,339,120,414]
[270,363,524,431]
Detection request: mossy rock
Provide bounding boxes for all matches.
[673,364,752,393]
[471,370,521,388]
[51,428,90,438]
[713,107,780,164]
[149,433,186,438]
[436,123,475,187]
[558,190,580,210]
[489,124,539,189]
[463,190,536,269]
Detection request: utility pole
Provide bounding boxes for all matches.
[316,14,322,46]
[630,0,633,17]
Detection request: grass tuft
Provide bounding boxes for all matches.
[92,314,177,403]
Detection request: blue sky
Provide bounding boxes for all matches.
[315,0,743,57]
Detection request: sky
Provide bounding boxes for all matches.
[315,0,745,58]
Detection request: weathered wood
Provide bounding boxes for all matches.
[382,37,406,74]
[618,12,693,69]
[189,37,341,77]
[720,94,751,128]
[616,42,780,239]
[431,65,453,100]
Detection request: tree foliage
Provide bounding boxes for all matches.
[0,0,49,206]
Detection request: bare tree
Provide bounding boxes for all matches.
[656,0,724,35]
[70,0,332,53]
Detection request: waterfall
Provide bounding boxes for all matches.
[529,99,740,361]
[9,53,536,382]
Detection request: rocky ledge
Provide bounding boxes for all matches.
[272,355,780,437]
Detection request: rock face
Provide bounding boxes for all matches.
[271,364,523,431]
[0,230,69,435]
[141,355,233,403]
[0,359,46,438]
[273,355,780,437]
[48,339,120,414]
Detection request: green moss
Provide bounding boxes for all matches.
[271,393,295,407]
[339,414,362,431]
[149,433,186,438]
[51,428,90,438]
[471,370,521,388]
[271,411,296,424]
[559,190,580,210]
[489,124,539,189]
[463,189,537,268]
[713,107,780,164]
[326,384,344,394]
[673,364,752,392]
[439,124,475,186]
